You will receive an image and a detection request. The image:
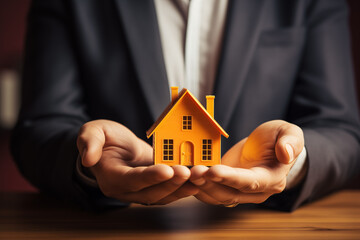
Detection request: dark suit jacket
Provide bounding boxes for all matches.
[12,0,360,211]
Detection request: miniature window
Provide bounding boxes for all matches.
[163,139,174,161]
[182,116,192,130]
[202,139,212,161]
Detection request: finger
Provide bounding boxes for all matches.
[195,182,274,205]
[171,165,192,179]
[119,164,175,192]
[221,138,247,167]
[121,167,191,204]
[93,164,176,200]
[204,165,266,193]
[117,165,190,203]
[155,182,199,205]
[192,179,240,204]
[77,123,105,167]
[207,165,287,194]
[275,122,304,164]
[78,120,154,167]
[124,138,154,167]
[189,165,209,186]
[195,190,223,205]
[100,121,153,166]
[195,174,275,204]
[191,166,223,205]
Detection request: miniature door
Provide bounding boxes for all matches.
[180,141,194,166]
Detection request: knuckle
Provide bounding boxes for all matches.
[250,181,260,191]
[272,180,286,193]
[243,180,261,192]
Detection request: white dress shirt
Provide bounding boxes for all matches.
[154,0,228,103]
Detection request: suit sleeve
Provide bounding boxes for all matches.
[264,0,360,211]
[11,0,122,208]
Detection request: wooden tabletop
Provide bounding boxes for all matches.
[0,190,359,240]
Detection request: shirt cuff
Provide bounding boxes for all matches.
[75,154,98,189]
[285,146,308,190]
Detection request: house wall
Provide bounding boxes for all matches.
[153,96,222,166]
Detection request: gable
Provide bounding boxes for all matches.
[147,89,228,138]
[154,96,221,138]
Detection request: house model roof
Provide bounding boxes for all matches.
[146,88,229,138]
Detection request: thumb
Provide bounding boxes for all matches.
[132,138,154,166]
[77,124,105,167]
[275,123,304,164]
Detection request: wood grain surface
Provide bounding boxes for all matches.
[0,190,359,239]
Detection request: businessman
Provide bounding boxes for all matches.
[12,0,360,211]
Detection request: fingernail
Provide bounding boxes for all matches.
[285,144,294,162]
[192,178,206,186]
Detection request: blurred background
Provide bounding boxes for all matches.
[0,0,359,192]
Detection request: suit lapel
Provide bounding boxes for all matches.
[114,0,169,121]
[214,0,267,129]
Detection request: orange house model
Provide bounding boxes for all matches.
[146,87,229,166]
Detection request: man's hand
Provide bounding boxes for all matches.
[189,120,304,206]
[77,120,198,205]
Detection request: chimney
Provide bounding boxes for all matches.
[206,95,215,118]
[171,86,179,103]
